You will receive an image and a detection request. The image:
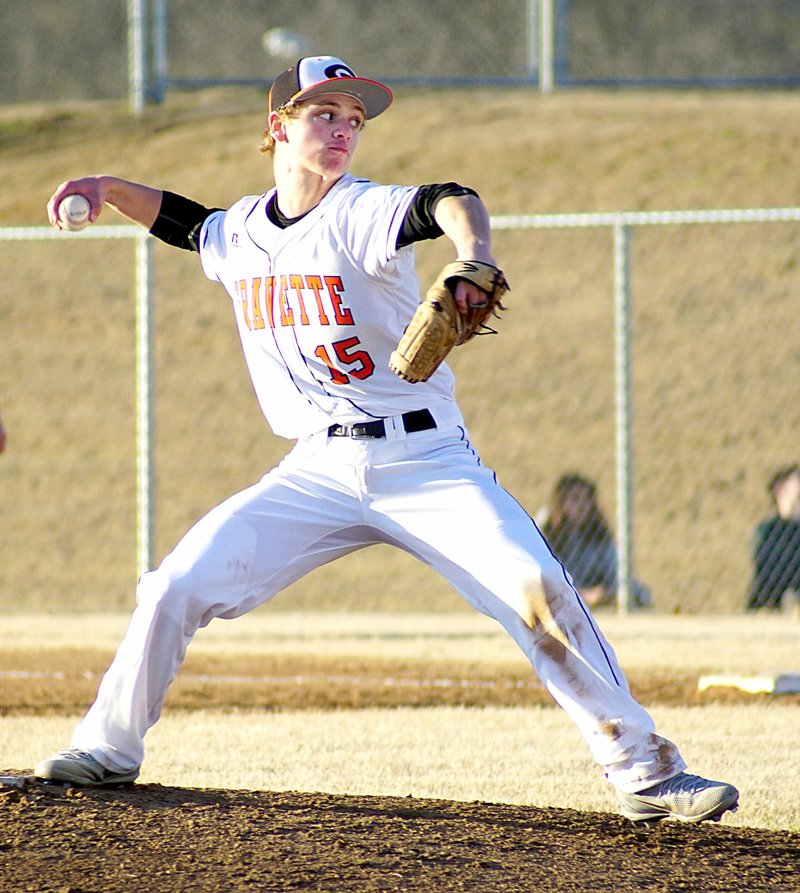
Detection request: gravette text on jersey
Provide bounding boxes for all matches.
[235,274,355,330]
[235,273,375,386]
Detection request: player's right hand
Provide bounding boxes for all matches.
[47,177,104,230]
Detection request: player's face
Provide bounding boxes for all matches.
[281,94,366,178]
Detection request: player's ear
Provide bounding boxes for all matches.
[269,112,289,144]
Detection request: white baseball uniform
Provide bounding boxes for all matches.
[71,173,687,793]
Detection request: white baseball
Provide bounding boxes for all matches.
[58,194,92,231]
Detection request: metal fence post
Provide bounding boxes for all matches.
[128,0,148,115]
[135,233,155,578]
[614,220,632,615]
[151,0,168,103]
[539,0,555,93]
[527,0,539,82]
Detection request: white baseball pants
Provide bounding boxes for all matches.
[71,412,686,792]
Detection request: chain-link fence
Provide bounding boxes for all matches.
[3,0,800,106]
[2,213,798,615]
[623,218,800,616]
[562,0,800,86]
[487,211,800,616]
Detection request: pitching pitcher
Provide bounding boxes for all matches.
[37,56,738,825]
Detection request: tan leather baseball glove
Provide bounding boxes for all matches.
[389,260,509,383]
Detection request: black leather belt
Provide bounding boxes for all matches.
[328,409,436,439]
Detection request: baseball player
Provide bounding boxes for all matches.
[37,56,738,824]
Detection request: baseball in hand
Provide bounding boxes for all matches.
[58,194,92,231]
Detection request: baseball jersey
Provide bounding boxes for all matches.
[198,173,458,439]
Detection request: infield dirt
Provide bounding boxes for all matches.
[3,778,798,893]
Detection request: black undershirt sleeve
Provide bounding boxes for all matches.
[148,190,223,252]
[396,182,479,249]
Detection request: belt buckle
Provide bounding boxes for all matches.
[351,422,384,439]
[328,421,385,439]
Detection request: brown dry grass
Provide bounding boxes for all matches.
[2,87,800,611]
[4,88,800,220]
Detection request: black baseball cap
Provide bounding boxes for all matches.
[268,56,393,120]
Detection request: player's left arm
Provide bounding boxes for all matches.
[388,189,509,382]
[396,184,501,313]
[432,194,498,312]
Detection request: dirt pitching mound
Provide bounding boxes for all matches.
[0,778,797,892]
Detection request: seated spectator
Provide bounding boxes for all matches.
[746,464,800,611]
[536,472,651,610]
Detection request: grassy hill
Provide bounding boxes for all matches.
[1,86,799,613]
